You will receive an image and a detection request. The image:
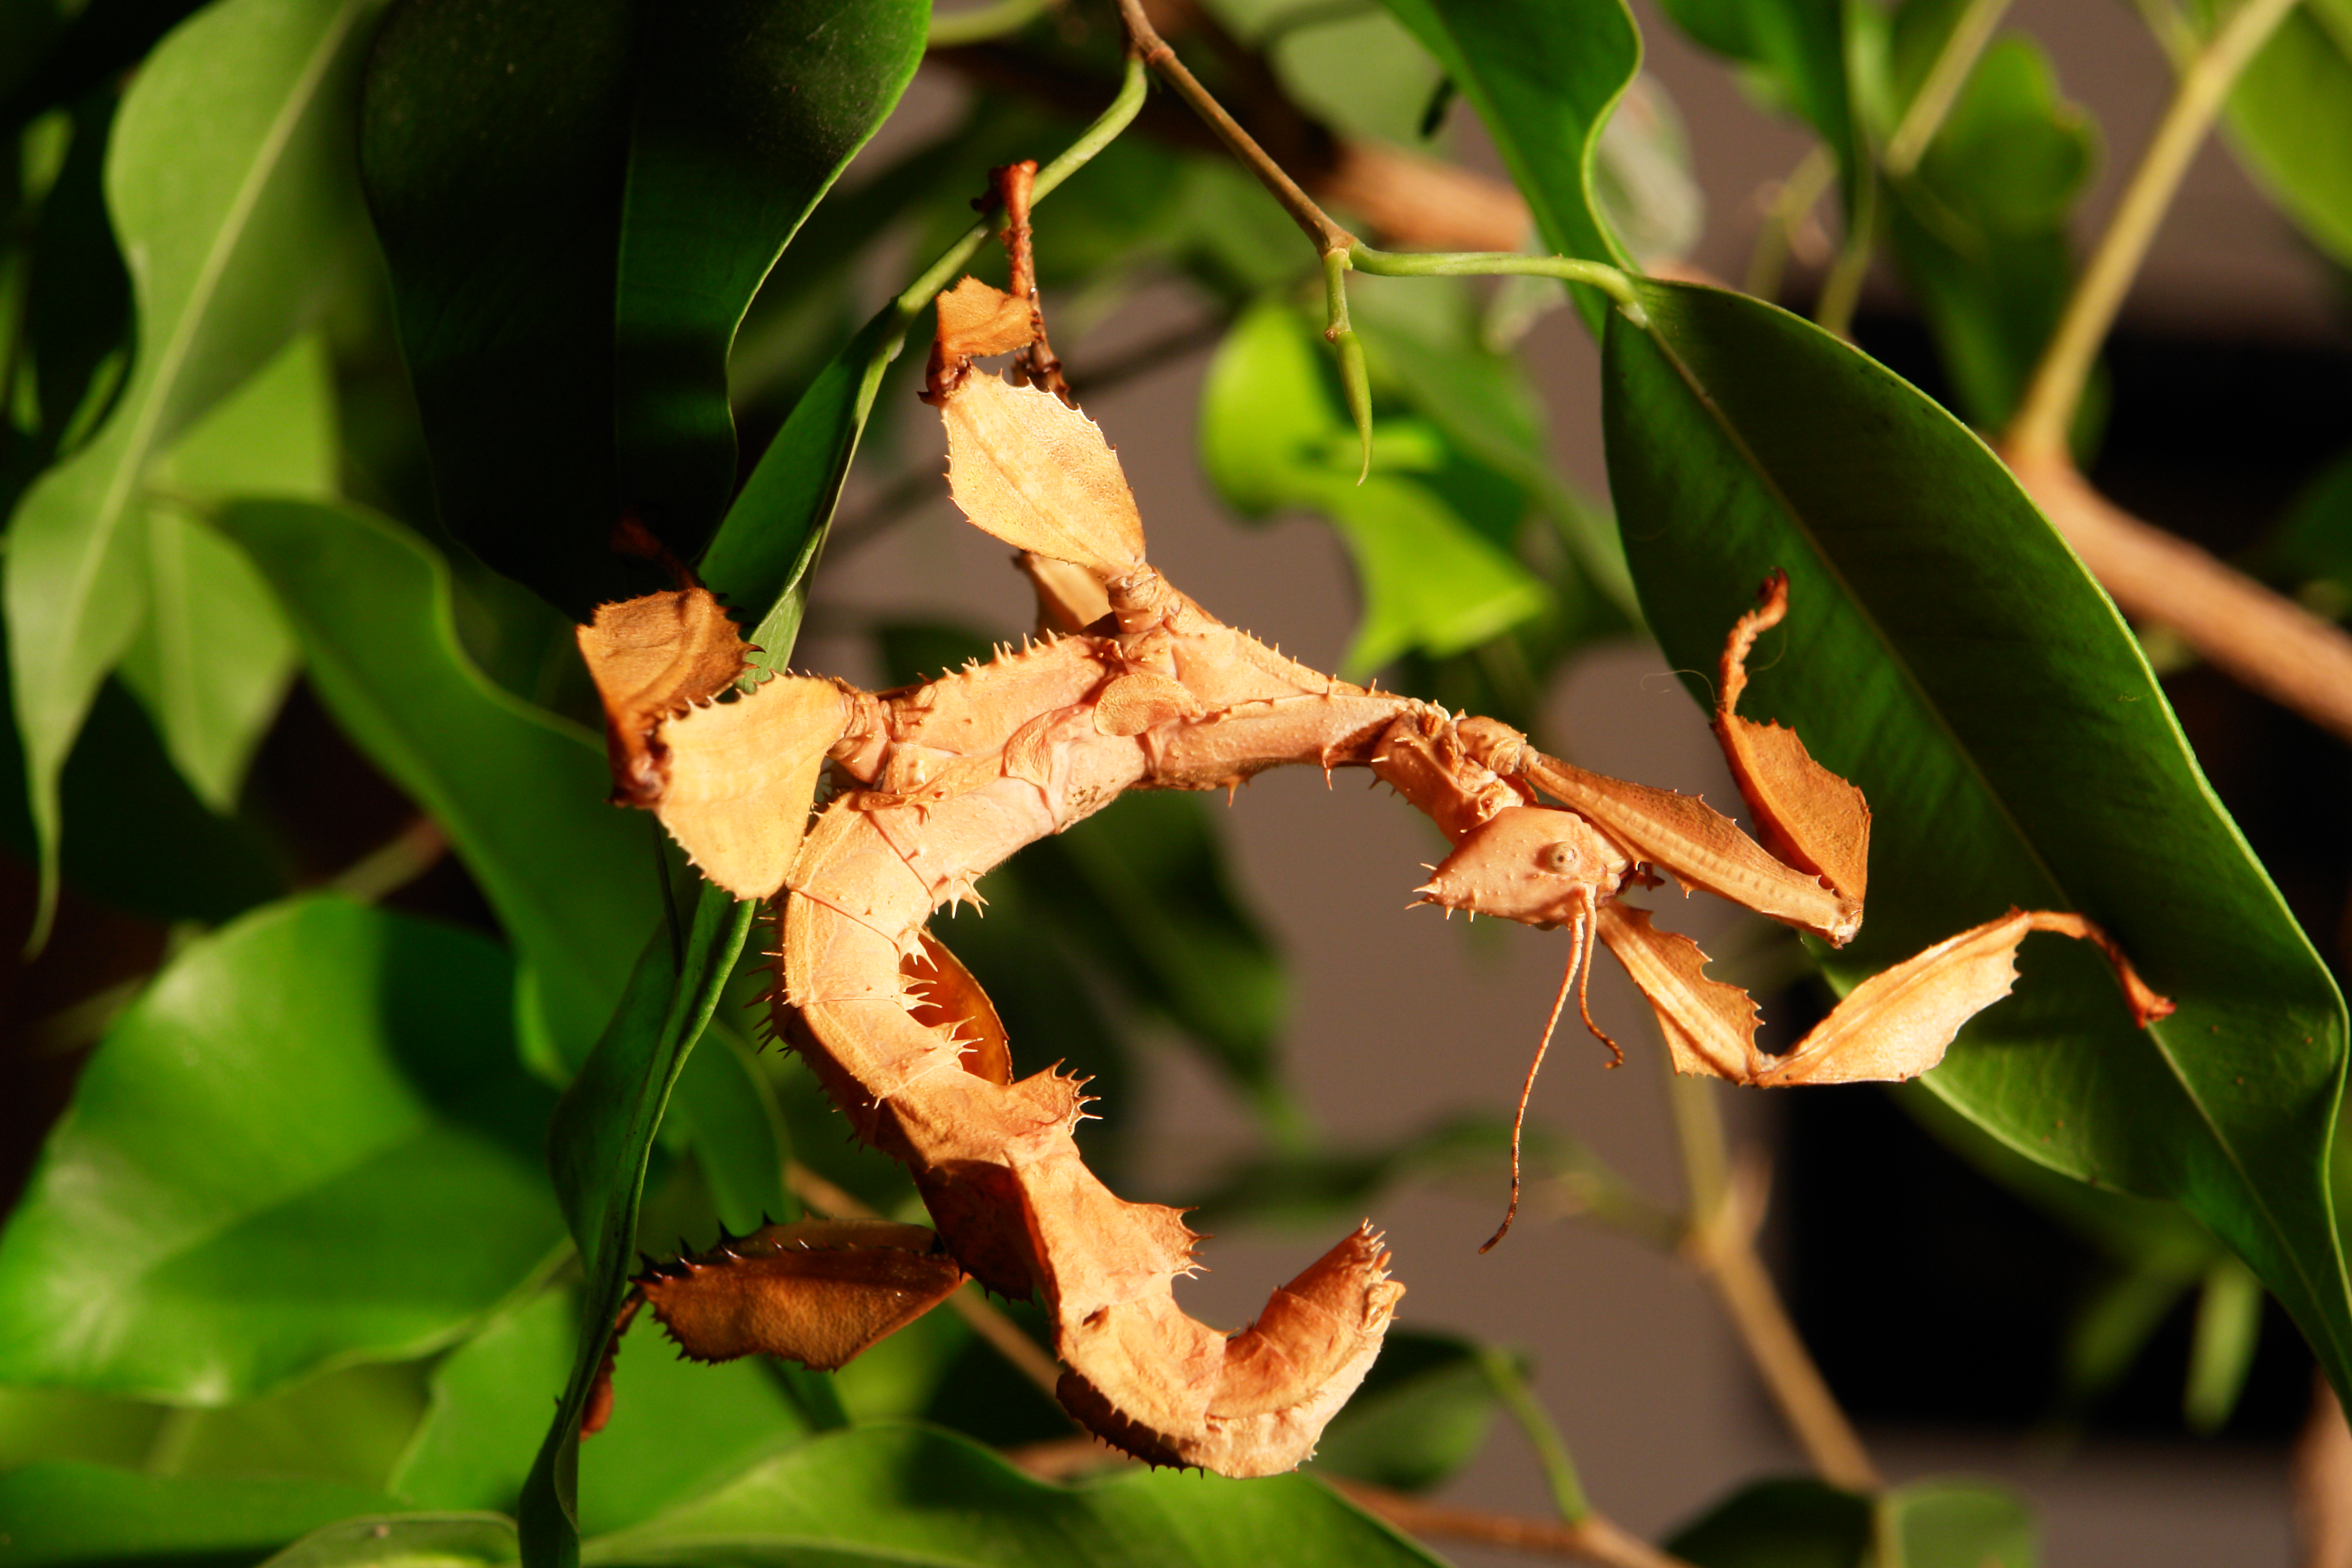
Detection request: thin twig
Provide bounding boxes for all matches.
[785,1160,1067,1400]
[1329,1480,1699,1568]
[2003,452,2352,744]
[927,0,1056,50]
[1477,1347,1592,1522]
[1665,1074,1880,1490]
[2005,0,2303,463]
[327,815,449,903]
[1883,0,2016,177]
[1114,0,1356,255]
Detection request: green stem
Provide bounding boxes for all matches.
[1883,0,2016,177]
[1475,1346,1591,1524]
[1322,248,1373,482]
[2005,0,2302,463]
[926,0,1054,49]
[1348,244,1647,325]
[896,53,1149,317]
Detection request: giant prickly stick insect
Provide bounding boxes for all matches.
[573,176,2172,1478]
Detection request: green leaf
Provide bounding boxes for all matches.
[1648,0,1863,213]
[17,90,130,469]
[214,498,659,1074]
[1308,1330,1504,1493]
[581,1423,1447,1567]
[521,886,757,1568]
[4,0,376,933]
[1886,1481,2037,1568]
[0,0,214,131]
[612,0,926,540]
[1376,0,1639,330]
[116,332,331,810]
[667,1027,794,1238]
[0,1385,167,1470]
[0,896,562,1401]
[149,1361,433,1489]
[261,1515,521,1568]
[1670,1478,1874,1567]
[1201,298,1549,675]
[0,1463,399,1568]
[361,0,924,613]
[1601,278,2352,1404]
[2183,1253,2264,1433]
[2225,0,2352,270]
[0,667,284,924]
[393,1290,578,1515]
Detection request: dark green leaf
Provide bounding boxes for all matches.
[0,0,212,131]
[4,0,375,929]
[1376,0,1639,330]
[0,1463,398,1568]
[0,897,561,1400]
[261,1515,520,1568]
[1601,278,2352,1404]
[580,1423,1448,1567]
[1667,1477,1872,1567]
[214,498,659,1074]
[0,668,284,924]
[1183,1117,1518,1231]
[2253,445,2352,605]
[358,0,638,616]
[1308,1330,1503,1493]
[19,91,130,469]
[361,0,924,613]
[612,0,926,541]
[2226,0,2352,270]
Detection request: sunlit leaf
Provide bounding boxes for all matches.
[1602,278,2352,1405]
[3,0,376,931]
[1201,298,1548,675]
[116,333,332,810]
[260,1515,520,1568]
[580,1423,1447,1567]
[215,498,659,1073]
[0,897,561,1402]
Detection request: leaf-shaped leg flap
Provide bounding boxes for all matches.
[577,586,751,802]
[1711,571,1872,901]
[653,672,861,898]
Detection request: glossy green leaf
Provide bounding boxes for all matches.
[1201,298,1548,675]
[150,1361,434,1489]
[612,0,925,540]
[1308,1330,1503,1493]
[0,1464,399,1568]
[1601,278,2352,1400]
[394,1284,812,1532]
[581,1424,1446,1568]
[4,0,374,932]
[1886,35,2094,429]
[2225,0,2352,269]
[1376,0,1639,330]
[262,1515,520,1568]
[361,0,923,613]
[214,498,659,1074]
[521,886,757,1568]
[0,897,561,1402]
[116,333,330,809]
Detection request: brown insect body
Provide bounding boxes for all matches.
[573,260,2173,1478]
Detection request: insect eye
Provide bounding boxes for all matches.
[1538,842,1580,875]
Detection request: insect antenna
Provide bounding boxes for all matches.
[1480,901,1592,1254]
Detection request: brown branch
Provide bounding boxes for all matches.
[929,41,1531,253]
[1329,1480,1699,1568]
[785,1160,1068,1400]
[2004,451,2352,745]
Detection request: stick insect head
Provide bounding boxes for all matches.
[1415,805,1633,927]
